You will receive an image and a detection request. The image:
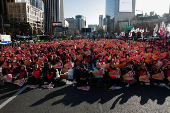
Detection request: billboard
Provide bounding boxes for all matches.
[52,22,62,27]
[119,0,132,12]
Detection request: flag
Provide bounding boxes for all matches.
[76,55,83,61]
[84,51,91,55]
[123,71,134,80]
[153,24,160,36]
[14,79,25,86]
[101,64,110,69]
[64,62,74,68]
[2,74,12,82]
[92,69,104,76]
[139,75,150,82]
[109,70,120,78]
[54,62,62,68]
[152,72,164,80]
[146,27,149,33]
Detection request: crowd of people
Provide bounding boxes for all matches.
[0,38,170,89]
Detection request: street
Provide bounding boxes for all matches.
[1,83,170,113]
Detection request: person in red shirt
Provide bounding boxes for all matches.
[16,65,27,80]
[2,61,17,76]
[136,63,150,85]
[27,63,42,85]
[106,62,122,87]
[43,63,56,85]
[151,64,165,86]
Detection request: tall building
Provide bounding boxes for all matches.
[106,0,136,30]
[1,0,14,15]
[99,15,103,28]
[6,0,44,34]
[65,18,78,30]
[88,24,98,32]
[106,0,115,19]
[43,0,64,34]
[75,15,86,32]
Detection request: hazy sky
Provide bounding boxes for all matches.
[64,0,170,27]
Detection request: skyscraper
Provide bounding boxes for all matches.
[106,0,115,19]
[75,15,86,32]
[105,0,136,30]
[99,15,103,28]
[43,0,64,33]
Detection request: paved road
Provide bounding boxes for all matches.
[1,83,170,113]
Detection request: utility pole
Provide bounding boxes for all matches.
[1,14,4,34]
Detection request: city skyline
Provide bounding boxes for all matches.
[65,0,170,26]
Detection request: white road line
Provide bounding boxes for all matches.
[165,85,170,90]
[0,86,27,109]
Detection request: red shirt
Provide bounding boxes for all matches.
[33,68,41,78]
[47,70,55,79]
[6,68,14,75]
[20,69,27,78]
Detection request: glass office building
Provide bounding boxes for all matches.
[106,0,115,19]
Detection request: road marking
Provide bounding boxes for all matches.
[0,86,27,109]
[165,85,170,90]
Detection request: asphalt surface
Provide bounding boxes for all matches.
[1,83,170,113]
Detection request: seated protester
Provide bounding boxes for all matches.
[43,63,56,84]
[121,62,137,87]
[162,59,169,70]
[164,62,170,85]
[76,65,89,86]
[53,56,63,75]
[91,62,104,87]
[151,64,165,86]
[2,62,18,80]
[16,65,27,80]
[106,62,122,87]
[80,59,88,69]
[27,63,42,85]
[136,63,150,85]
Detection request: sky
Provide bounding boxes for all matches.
[64,0,170,27]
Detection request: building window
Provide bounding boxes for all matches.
[10,14,13,17]
[27,7,29,13]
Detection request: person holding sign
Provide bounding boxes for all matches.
[2,62,17,82]
[91,62,104,87]
[137,63,150,85]
[151,64,165,86]
[121,62,137,87]
[106,62,122,87]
